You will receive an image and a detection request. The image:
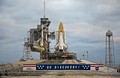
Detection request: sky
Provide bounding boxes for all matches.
[0,0,120,66]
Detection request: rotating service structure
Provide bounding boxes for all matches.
[22,17,55,60]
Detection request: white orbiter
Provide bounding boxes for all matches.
[55,22,68,52]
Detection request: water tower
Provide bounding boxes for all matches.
[105,30,115,67]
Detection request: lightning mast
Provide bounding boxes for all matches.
[44,0,45,18]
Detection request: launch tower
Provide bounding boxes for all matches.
[22,17,55,60]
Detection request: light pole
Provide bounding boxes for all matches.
[83,54,85,59]
[86,51,88,60]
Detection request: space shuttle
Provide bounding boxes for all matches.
[55,22,68,52]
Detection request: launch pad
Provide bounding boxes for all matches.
[21,17,76,60]
[48,52,76,60]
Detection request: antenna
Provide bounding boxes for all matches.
[44,0,45,18]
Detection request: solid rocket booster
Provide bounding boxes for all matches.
[55,22,68,52]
